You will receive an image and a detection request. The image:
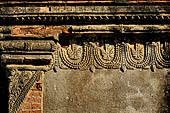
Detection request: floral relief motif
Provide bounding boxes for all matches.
[59,42,91,70]
[155,41,170,68]
[100,43,115,61]
[55,36,170,71]
[4,35,170,113]
[161,41,170,59]
[130,43,144,61]
[8,70,42,113]
[67,44,82,60]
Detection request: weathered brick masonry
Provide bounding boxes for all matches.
[0,0,170,113]
[18,76,42,113]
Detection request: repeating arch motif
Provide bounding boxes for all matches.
[123,42,152,69]
[155,41,170,68]
[93,41,121,69]
[59,42,91,70]
[54,36,170,71]
[6,35,170,113]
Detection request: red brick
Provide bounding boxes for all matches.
[28,91,33,97]
[31,83,42,91]
[26,97,41,103]
[22,111,30,113]
[17,109,23,113]
[18,78,42,113]
[29,91,41,97]
[33,97,41,103]
[31,104,41,110]
[19,103,31,110]
[32,91,42,97]
[31,110,41,113]
[12,26,67,38]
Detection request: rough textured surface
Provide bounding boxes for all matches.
[0,0,169,113]
[44,69,169,113]
[18,75,42,113]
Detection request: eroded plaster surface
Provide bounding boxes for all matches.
[44,69,169,113]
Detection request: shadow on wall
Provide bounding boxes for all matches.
[0,56,9,113]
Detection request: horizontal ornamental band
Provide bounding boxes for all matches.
[1,33,169,72]
[0,15,170,25]
[0,0,170,5]
[1,55,52,65]
[0,40,57,51]
[0,6,169,14]
[1,25,170,39]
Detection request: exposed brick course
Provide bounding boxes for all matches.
[18,77,42,113]
[0,1,169,113]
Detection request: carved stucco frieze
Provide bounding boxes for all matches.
[0,25,170,113]
[52,36,170,72]
[8,70,43,113]
[0,1,170,113]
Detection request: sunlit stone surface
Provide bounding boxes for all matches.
[44,69,169,113]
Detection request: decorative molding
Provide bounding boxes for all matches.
[0,15,170,25]
[0,28,169,72]
[8,70,43,113]
[0,1,169,25]
[1,6,170,14]
[1,1,170,113]
[1,25,170,39]
[1,0,170,5]
[0,26,169,113]
[0,40,57,52]
[53,35,170,72]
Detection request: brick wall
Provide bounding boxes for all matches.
[17,77,42,113]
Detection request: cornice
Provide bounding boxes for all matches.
[0,25,170,72]
[1,0,170,5]
[0,15,170,25]
[1,1,169,113]
[0,1,169,25]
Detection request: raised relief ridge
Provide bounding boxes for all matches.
[0,25,170,72]
[8,70,43,113]
[53,33,170,72]
[0,1,169,113]
[0,27,170,113]
[0,1,170,25]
